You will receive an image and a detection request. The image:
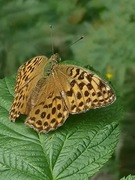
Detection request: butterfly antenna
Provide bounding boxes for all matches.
[49,25,55,54]
[69,35,84,47]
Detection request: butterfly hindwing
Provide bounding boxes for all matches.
[25,76,69,132]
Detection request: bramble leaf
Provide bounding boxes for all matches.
[121,175,135,180]
[0,75,122,180]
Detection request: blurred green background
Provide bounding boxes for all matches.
[0,0,135,179]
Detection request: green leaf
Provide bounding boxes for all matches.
[0,75,122,180]
[121,175,135,180]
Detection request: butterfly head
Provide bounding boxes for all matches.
[50,53,61,63]
[43,53,61,76]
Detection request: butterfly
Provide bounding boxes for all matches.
[9,53,116,133]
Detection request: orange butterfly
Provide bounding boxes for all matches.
[9,53,116,133]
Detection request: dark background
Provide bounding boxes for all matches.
[0,0,135,179]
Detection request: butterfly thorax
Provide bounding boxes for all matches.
[28,53,61,108]
[43,53,60,77]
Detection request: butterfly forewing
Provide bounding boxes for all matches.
[55,64,115,113]
[9,56,48,120]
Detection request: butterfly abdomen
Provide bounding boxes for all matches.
[28,78,47,108]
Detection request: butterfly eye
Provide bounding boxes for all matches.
[58,57,61,62]
[56,53,61,62]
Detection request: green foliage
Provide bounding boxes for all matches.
[0,0,86,78]
[0,73,122,180]
[0,0,135,179]
[121,175,135,180]
[73,0,135,90]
